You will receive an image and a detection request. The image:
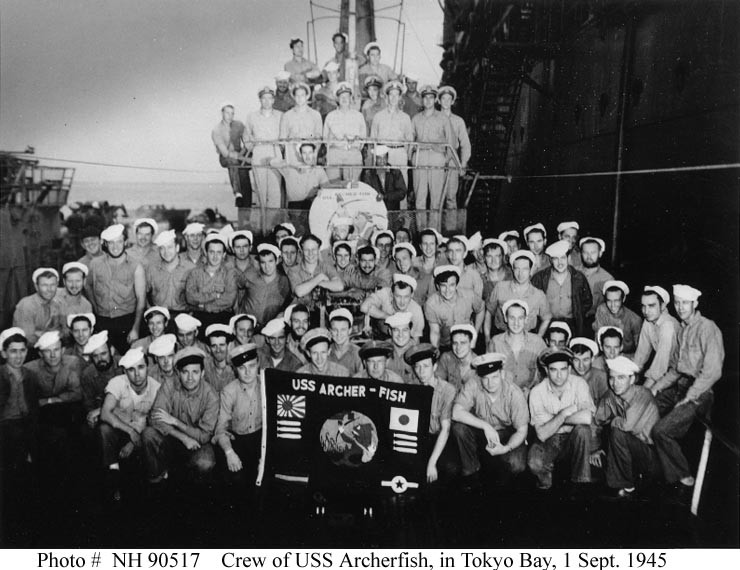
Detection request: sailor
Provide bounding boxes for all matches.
[405,343,458,483]
[283,304,310,366]
[228,230,258,310]
[594,356,661,499]
[360,75,386,127]
[593,280,642,355]
[273,70,295,113]
[412,85,454,210]
[214,343,263,488]
[413,227,441,304]
[64,313,96,363]
[651,285,724,499]
[323,82,366,182]
[98,346,160,501]
[327,308,362,375]
[211,102,251,207]
[257,318,302,372]
[77,223,104,268]
[179,222,207,270]
[438,85,471,209]
[401,75,422,118]
[392,242,419,281]
[452,352,529,487]
[344,245,389,298]
[131,306,170,354]
[278,235,301,273]
[203,324,236,393]
[185,233,237,331]
[80,331,121,428]
[296,328,350,377]
[595,326,625,370]
[173,313,209,354]
[324,31,364,82]
[523,223,548,273]
[142,346,219,485]
[577,236,614,318]
[239,243,291,328]
[442,235,484,298]
[569,337,609,407]
[489,300,547,398]
[545,320,572,349]
[227,314,257,355]
[358,42,397,85]
[56,263,94,335]
[86,224,146,353]
[147,334,179,386]
[480,238,512,304]
[436,323,479,392]
[557,221,582,270]
[372,229,395,274]
[425,265,485,351]
[13,267,64,346]
[245,85,283,209]
[360,273,424,340]
[370,80,413,187]
[127,218,160,267]
[283,37,321,85]
[331,240,355,282]
[385,311,418,381]
[270,142,329,209]
[286,235,344,322]
[633,286,680,387]
[360,145,408,210]
[498,230,521,255]
[355,340,404,383]
[527,347,595,491]
[145,229,191,315]
[279,82,323,167]
[531,239,593,338]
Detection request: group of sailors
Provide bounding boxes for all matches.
[0,213,726,507]
[211,34,469,211]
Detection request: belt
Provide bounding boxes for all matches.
[385,144,406,149]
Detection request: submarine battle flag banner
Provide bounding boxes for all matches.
[260,368,433,496]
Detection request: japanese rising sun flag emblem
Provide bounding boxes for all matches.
[277,394,306,419]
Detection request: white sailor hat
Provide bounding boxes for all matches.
[32,267,59,283]
[261,318,286,338]
[471,353,507,375]
[502,299,529,317]
[148,333,177,356]
[385,311,412,329]
[404,75,418,84]
[67,313,96,329]
[332,240,355,254]
[509,250,536,267]
[275,70,292,81]
[229,314,257,333]
[419,84,438,97]
[324,60,340,73]
[334,81,353,98]
[83,331,109,355]
[300,327,332,351]
[283,304,310,325]
[331,216,354,228]
[231,343,259,367]
[605,355,640,376]
[450,323,476,344]
[174,346,207,368]
[383,80,406,95]
[230,230,253,249]
[144,306,171,322]
[433,264,461,280]
[597,326,624,347]
[220,101,235,111]
[153,229,177,247]
[372,145,390,156]
[35,331,61,350]
[523,223,547,238]
[183,222,205,235]
[100,224,125,241]
[205,323,232,338]
[447,234,469,255]
[579,236,606,251]
[133,218,158,235]
[119,347,146,369]
[174,313,201,332]
[290,82,311,97]
[437,85,457,102]
[643,285,670,305]
[557,221,580,233]
[204,233,229,249]
[62,262,88,277]
[363,41,381,55]
[328,308,354,324]
[393,243,417,258]
[548,320,573,339]
[257,243,281,258]
[258,85,276,98]
[0,327,26,348]
[545,239,570,258]
[392,273,417,291]
[371,229,394,245]
[467,231,483,252]
[363,75,383,89]
[482,238,509,255]
[673,284,702,302]
[498,230,520,241]
[569,337,599,356]
[420,227,443,243]
[275,222,296,235]
[603,280,630,297]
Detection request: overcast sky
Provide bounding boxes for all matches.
[0,0,443,184]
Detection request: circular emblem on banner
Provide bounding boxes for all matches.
[308,184,388,250]
[319,410,379,467]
